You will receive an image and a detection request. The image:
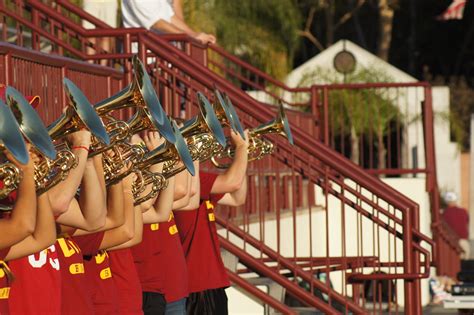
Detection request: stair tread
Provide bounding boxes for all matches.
[245,277,281,286]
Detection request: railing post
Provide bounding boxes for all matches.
[4,52,12,85]
[310,85,319,139]
[60,65,66,107]
[31,7,39,50]
[402,207,416,314]
[55,3,63,55]
[137,34,146,66]
[189,42,207,66]
[411,204,422,314]
[322,86,329,146]
[422,88,436,195]
[123,33,132,84]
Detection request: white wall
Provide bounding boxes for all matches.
[432,86,461,197]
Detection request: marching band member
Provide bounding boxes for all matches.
[107,134,160,315]
[9,130,104,314]
[73,152,136,314]
[62,152,124,315]
[0,148,56,314]
[55,151,107,315]
[174,129,249,314]
[131,132,191,315]
[107,181,145,315]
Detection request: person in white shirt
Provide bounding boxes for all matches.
[82,0,119,66]
[121,0,216,44]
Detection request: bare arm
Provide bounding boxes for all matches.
[211,130,249,194]
[169,16,216,44]
[98,190,135,250]
[143,176,175,223]
[77,158,107,227]
[175,161,200,211]
[99,173,138,250]
[107,205,143,251]
[172,0,184,20]
[93,154,107,208]
[5,192,56,261]
[48,130,91,215]
[56,159,106,230]
[169,15,198,37]
[151,13,215,44]
[133,132,165,211]
[218,175,247,207]
[73,179,125,236]
[151,19,184,34]
[172,169,191,209]
[95,152,124,229]
[0,152,37,248]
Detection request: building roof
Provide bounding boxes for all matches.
[285,39,418,87]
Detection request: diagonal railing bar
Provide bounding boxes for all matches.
[226,270,297,314]
[219,236,365,313]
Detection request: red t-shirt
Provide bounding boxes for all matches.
[109,248,143,314]
[8,244,62,314]
[84,250,119,315]
[130,223,165,295]
[443,206,469,239]
[173,172,229,293]
[74,232,119,314]
[0,247,11,314]
[131,214,188,303]
[56,236,96,315]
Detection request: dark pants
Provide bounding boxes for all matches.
[165,298,187,315]
[142,291,166,315]
[186,288,228,315]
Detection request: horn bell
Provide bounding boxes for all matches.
[224,93,245,138]
[133,56,165,126]
[50,78,110,145]
[194,93,226,147]
[94,56,175,143]
[252,102,294,145]
[6,87,57,160]
[214,89,245,139]
[144,121,195,178]
[127,108,176,144]
[0,99,29,165]
[170,121,195,176]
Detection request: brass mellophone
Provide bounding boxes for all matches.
[0,55,293,207]
[211,102,294,169]
[0,99,30,199]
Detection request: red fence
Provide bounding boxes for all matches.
[0,42,123,124]
[0,0,451,312]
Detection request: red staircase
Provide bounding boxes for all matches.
[0,0,459,312]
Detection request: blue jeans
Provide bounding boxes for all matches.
[165,298,187,315]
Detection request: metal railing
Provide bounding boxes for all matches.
[0,42,123,124]
[0,1,444,312]
[159,36,461,281]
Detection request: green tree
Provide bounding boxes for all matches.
[298,66,400,168]
[184,0,302,80]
